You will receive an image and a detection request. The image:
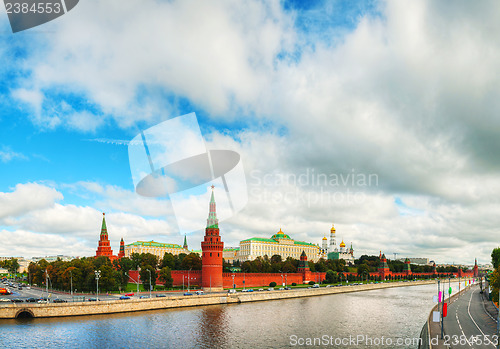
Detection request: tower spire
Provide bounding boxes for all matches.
[206,185,218,228]
[101,213,107,236]
[183,234,188,250]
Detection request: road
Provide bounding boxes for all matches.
[443,285,498,348]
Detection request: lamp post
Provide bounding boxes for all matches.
[188,268,192,292]
[147,269,152,298]
[94,270,101,301]
[232,273,235,290]
[70,270,73,297]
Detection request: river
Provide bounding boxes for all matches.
[0,282,460,348]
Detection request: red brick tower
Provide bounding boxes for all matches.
[96,213,114,258]
[473,258,479,277]
[118,238,125,259]
[298,250,312,283]
[404,257,411,276]
[378,253,390,279]
[201,186,224,291]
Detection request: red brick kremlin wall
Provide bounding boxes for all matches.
[127,270,326,288]
[127,270,475,287]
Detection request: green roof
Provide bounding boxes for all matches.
[240,237,317,247]
[126,241,183,249]
[223,247,240,251]
[294,241,318,247]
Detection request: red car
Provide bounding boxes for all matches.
[124,293,134,296]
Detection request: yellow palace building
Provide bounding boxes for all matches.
[237,229,320,262]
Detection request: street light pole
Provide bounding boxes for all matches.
[148,269,152,298]
[70,270,73,297]
[94,270,101,301]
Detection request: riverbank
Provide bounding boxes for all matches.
[0,279,437,319]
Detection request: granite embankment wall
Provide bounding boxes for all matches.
[0,280,435,319]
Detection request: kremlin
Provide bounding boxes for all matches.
[94,187,479,289]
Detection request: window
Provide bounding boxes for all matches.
[210,253,212,257]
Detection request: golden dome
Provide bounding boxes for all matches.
[330,224,336,233]
[322,236,328,241]
[340,240,346,248]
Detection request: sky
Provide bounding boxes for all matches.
[0,0,499,264]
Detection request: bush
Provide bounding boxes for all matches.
[291,282,297,286]
[308,281,315,285]
[269,282,277,287]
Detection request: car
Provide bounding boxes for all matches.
[124,293,134,296]
[258,288,264,291]
[267,288,274,291]
[25,298,37,303]
[119,296,130,300]
[139,296,149,299]
[10,298,24,303]
[0,298,10,302]
[228,289,237,294]
[25,286,31,290]
[313,284,320,288]
[183,293,193,296]
[195,291,204,295]
[155,294,166,298]
[247,289,254,292]
[285,287,292,290]
[87,298,97,302]
[53,299,67,303]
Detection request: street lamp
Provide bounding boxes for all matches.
[94,270,101,301]
[147,269,152,298]
[70,270,73,298]
[232,273,235,290]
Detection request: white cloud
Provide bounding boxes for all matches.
[0,183,63,221]
[0,146,28,163]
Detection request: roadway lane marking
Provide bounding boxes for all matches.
[467,288,495,348]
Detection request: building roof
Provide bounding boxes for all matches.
[271,228,291,240]
[125,241,184,249]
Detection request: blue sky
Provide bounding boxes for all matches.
[1,0,499,265]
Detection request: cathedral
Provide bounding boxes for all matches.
[320,224,354,263]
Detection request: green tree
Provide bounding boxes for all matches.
[140,265,156,292]
[357,264,370,279]
[492,248,500,269]
[181,253,202,270]
[159,266,173,288]
[160,253,175,269]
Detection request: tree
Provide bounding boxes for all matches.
[269,281,277,287]
[140,265,156,292]
[492,248,500,269]
[159,266,173,288]
[181,253,202,270]
[357,264,370,279]
[7,258,20,275]
[160,253,175,269]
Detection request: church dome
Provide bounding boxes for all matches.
[271,228,291,240]
[339,240,346,248]
[322,236,328,241]
[330,224,336,233]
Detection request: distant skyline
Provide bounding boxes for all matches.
[1,0,500,264]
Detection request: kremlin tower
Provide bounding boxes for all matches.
[95,213,122,261]
[329,224,337,252]
[201,186,224,291]
[118,238,125,259]
[96,213,114,258]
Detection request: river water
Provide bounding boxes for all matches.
[0,282,460,348]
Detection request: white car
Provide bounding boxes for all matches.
[0,298,10,302]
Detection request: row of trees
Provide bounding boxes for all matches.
[24,252,203,293]
[240,255,347,274]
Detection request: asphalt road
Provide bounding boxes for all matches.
[443,285,498,348]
